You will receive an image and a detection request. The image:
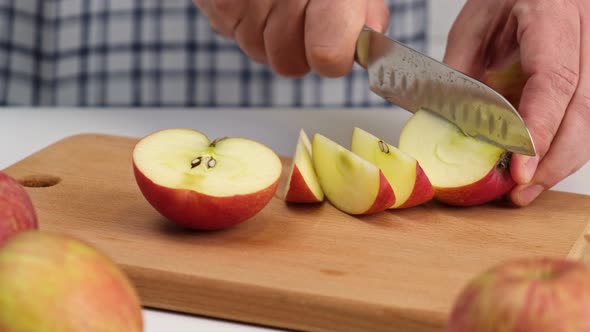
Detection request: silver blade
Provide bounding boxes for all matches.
[356,27,536,156]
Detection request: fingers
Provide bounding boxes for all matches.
[193,0,249,39]
[194,0,271,63]
[508,0,581,189]
[511,92,590,206]
[263,0,310,77]
[197,0,383,78]
[233,0,274,63]
[304,0,368,77]
[510,3,587,206]
[365,0,390,33]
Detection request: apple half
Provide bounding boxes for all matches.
[133,129,282,230]
[350,127,434,209]
[312,133,395,215]
[283,129,324,203]
[399,110,515,206]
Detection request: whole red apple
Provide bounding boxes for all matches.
[448,257,590,332]
[0,171,38,245]
[0,231,143,332]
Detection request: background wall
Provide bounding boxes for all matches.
[426,0,467,60]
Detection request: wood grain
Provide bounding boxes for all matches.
[4,133,590,332]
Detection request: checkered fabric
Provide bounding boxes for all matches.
[0,0,428,107]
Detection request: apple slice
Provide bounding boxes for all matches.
[312,133,395,215]
[350,127,434,209]
[283,129,324,203]
[399,110,515,206]
[133,129,282,230]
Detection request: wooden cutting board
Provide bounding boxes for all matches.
[4,133,590,332]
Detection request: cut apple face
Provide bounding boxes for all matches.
[351,127,434,208]
[399,110,515,206]
[312,133,395,215]
[133,129,282,230]
[283,129,325,203]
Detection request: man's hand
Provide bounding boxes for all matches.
[444,0,590,206]
[193,0,389,77]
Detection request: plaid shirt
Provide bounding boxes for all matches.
[0,0,427,107]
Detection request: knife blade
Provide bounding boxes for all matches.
[355,27,536,156]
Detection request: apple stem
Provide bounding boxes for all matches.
[191,157,202,169]
[378,140,390,154]
[209,137,228,148]
[497,152,512,170]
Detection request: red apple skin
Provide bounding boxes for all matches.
[434,157,515,207]
[133,163,279,230]
[284,165,321,203]
[363,170,396,215]
[0,172,38,246]
[0,231,143,332]
[448,257,590,332]
[397,164,434,209]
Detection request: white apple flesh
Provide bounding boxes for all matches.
[133,129,282,230]
[312,133,395,215]
[399,110,515,206]
[283,129,324,203]
[350,127,434,209]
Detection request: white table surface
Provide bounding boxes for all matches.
[2,107,590,331]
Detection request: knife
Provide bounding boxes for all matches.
[355,27,536,156]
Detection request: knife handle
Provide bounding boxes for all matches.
[354,26,373,69]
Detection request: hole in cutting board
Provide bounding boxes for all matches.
[18,174,61,188]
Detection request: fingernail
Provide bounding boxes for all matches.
[523,156,539,183]
[517,184,544,206]
[365,22,384,33]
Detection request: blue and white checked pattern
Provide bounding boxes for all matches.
[0,0,428,107]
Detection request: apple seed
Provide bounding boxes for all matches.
[378,140,390,154]
[207,157,217,169]
[191,157,202,169]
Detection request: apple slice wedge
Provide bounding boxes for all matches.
[133,129,282,230]
[312,133,395,215]
[399,110,515,206]
[283,129,324,203]
[351,127,434,209]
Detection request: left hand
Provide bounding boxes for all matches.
[444,0,590,206]
[192,0,390,78]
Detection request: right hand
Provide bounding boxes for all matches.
[193,0,390,78]
[444,0,590,206]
